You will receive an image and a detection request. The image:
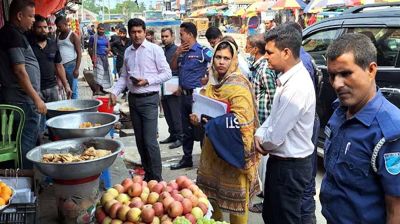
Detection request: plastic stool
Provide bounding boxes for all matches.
[100,169,112,189]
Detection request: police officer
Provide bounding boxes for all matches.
[169,22,212,170]
[321,33,400,223]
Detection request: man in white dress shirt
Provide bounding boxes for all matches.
[110,18,172,181]
[254,24,316,224]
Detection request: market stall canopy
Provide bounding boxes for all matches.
[272,0,308,10]
[247,0,275,12]
[190,5,227,17]
[234,0,259,4]
[35,0,67,17]
[234,8,246,16]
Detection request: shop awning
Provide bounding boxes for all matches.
[247,1,275,13]
[190,5,227,17]
[35,0,67,17]
[234,0,259,4]
[272,0,308,10]
[233,8,246,16]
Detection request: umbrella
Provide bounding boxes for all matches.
[234,8,246,16]
[206,8,218,16]
[272,0,308,10]
[313,0,346,9]
[247,1,275,13]
[223,9,235,17]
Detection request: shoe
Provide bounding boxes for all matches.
[160,136,175,144]
[170,159,193,170]
[169,140,182,149]
[249,202,263,213]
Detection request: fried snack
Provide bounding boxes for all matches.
[41,147,111,163]
[79,122,102,128]
[57,107,78,111]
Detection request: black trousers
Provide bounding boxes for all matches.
[263,155,313,224]
[161,95,182,141]
[129,93,162,181]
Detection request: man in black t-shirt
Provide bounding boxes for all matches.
[28,15,72,141]
[0,0,46,168]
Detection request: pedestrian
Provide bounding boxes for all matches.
[244,34,276,213]
[169,22,212,170]
[111,27,131,78]
[28,14,72,143]
[254,25,316,224]
[48,26,56,40]
[321,33,400,223]
[0,0,47,168]
[56,16,82,99]
[159,27,183,149]
[205,26,222,48]
[145,29,158,44]
[110,18,172,181]
[264,19,276,33]
[193,40,260,224]
[89,23,112,95]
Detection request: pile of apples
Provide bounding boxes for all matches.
[96,175,210,224]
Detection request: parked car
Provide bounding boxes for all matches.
[302,3,400,156]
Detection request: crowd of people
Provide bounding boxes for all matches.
[1,0,400,223]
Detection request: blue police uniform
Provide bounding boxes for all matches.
[178,42,212,90]
[321,90,400,223]
[173,42,211,166]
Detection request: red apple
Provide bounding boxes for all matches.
[172,193,184,202]
[152,183,164,194]
[128,183,142,197]
[176,176,188,188]
[188,184,199,194]
[181,179,193,190]
[160,181,167,188]
[162,196,175,210]
[160,192,171,201]
[153,202,164,217]
[109,202,122,219]
[184,213,196,224]
[104,199,118,214]
[167,181,179,191]
[148,192,160,204]
[198,202,208,215]
[181,198,193,215]
[113,184,125,194]
[132,175,143,184]
[121,178,134,192]
[188,195,198,207]
[171,190,179,196]
[164,186,173,193]
[95,206,106,223]
[141,206,155,223]
[148,180,158,191]
[129,200,144,209]
[180,189,193,198]
[168,201,183,218]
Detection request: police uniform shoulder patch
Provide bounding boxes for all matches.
[384,152,400,175]
[205,49,213,58]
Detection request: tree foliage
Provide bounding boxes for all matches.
[83,0,147,16]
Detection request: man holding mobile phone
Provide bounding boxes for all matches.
[110,18,172,181]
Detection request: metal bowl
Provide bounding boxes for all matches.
[26,137,122,180]
[46,112,118,140]
[46,99,103,119]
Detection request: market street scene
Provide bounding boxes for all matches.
[1,0,400,223]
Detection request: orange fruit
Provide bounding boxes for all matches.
[2,186,11,196]
[0,198,5,206]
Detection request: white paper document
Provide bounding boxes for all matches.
[162,76,179,95]
[192,93,228,119]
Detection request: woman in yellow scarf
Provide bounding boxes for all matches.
[191,40,261,223]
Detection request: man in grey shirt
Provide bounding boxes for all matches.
[0,0,47,168]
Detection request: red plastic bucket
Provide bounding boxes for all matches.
[96,97,114,114]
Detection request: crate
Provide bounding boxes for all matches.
[0,199,38,224]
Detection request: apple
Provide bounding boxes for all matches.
[168,201,183,218]
[176,176,188,188]
[161,214,171,222]
[132,175,143,184]
[185,213,196,224]
[95,206,107,223]
[181,179,193,190]
[110,220,123,224]
[153,202,164,217]
[107,188,119,198]
[116,193,131,204]
[148,180,158,191]
[152,183,164,194]
[181,198,193,214]
[180,189,193,198]
[142,186,150,195]
[159,192,171,201]
[141,206,155,223]
[122,178,134,192]
[161,221,173,224]
[188,195,198,207]
[148,192,160,204]
[168,180,179,190]
[109,202,122,219]
[102,216,112,224]
[151,216,161,224]
[113,184,125,194]
[128,183,142,197]
[191,207,204,219]
[129,199,144,209]
[198,198,209,207]
[140,192,149,203]
[123,222,135,224]
[142,181,148,188]
[188,184,199,194]
[198,202,208,215]
[162,196,175,210]
[126,207,141,223]
[117,205,131,221]
[172,193,184,202]
[171,190,179,196]
[101,192,116,206]
[104,199,118,213]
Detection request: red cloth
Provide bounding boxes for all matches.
[34,0,66,17]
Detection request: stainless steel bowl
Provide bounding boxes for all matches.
[46,112,118,140]
[26,137,122,180]
[46,99,103,118]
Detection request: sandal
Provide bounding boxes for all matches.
[249,202,263,213]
